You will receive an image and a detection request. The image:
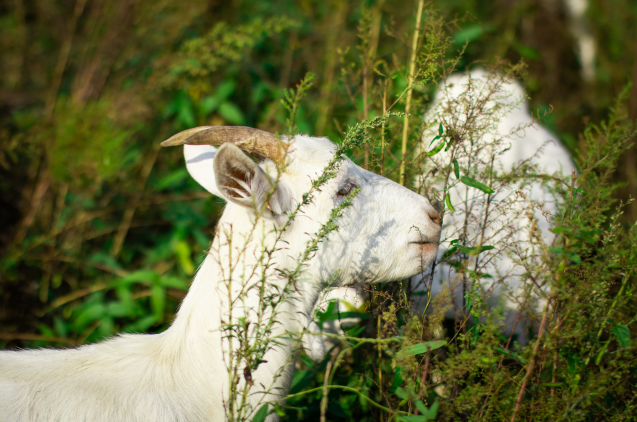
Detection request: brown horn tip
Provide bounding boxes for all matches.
[160,126,286,163]
[160,126,214,147]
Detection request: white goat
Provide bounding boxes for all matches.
[414,69,575,339]
[0,126,441,422]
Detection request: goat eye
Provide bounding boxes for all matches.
[337,183,356,196]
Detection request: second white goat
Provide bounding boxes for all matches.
[414,69,575,340]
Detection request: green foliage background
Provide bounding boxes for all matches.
[1,0,636,420]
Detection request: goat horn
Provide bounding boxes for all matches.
[160,126,286,163]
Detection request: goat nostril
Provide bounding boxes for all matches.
[431,201,443,215]
[428,210,442,226]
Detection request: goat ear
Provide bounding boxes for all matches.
[184,144,223,198]
[213,143,287,213]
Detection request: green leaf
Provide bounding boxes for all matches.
[424,400,439,419]
[344,325,365,337]
[154,169,189,190]
[340,299,360,312]
[445,193,455,212]
[438,123,444,136]
[441,245,458,260]
[612,324,631,348]
[315,300,337,326]
[398,400,438,421]
[53,317,68,338]
[453,24,491,44]
[595,340,609,365]
[456,245,495,255]
[119,270,160,286]
[199,81,237,118]
[570,254,581,264]
[199,95,221,118]
[159,276,189,291]
[514,43,541,60]
[252,404,270,422]
[175,240,195,275]
[115,285,135,315]
[428,135,440,146]
[88,252,124,273]
[38,324,56,338]
[98,316,114,337]
[467,269,492,279]
[315,298,369,323]
[426,141,445,157]
[290,347,334,393]
[337,311,370,320]
[151,284,166,323]
[495,346,527,364]
[460,175,494,193]
[415,399,428,415]
[215,80,237,102]
[389,367,403,393]
[327,402,348,418]
[124,315,156,333]
[453,159,459,179]
[415,398,439,420]
[398,416,429,422]
[399,340,446,357]
[175,90,196,128]
[73,303,105,331]
[107,302,133,318]
[218,102,245,125]
[395,386,409,400]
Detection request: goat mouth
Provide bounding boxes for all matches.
[409,240,434,245]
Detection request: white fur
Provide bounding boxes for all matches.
[415,69,575,339]
[0,134,440,422]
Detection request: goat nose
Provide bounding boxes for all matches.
[427,208,442,226]
[431,200,443,215]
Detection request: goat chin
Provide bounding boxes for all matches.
[1,132,440,421]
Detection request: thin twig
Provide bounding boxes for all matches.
[418,346,431,399]
[110,144,160,257]
[12,161,50,247]
[510,293,554,422]
[44,0,88,119]
[320,361,332,422]
[316,2,347,135]
[551,305,561,398]
[43,282,108,314]
[399,0,425,186]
